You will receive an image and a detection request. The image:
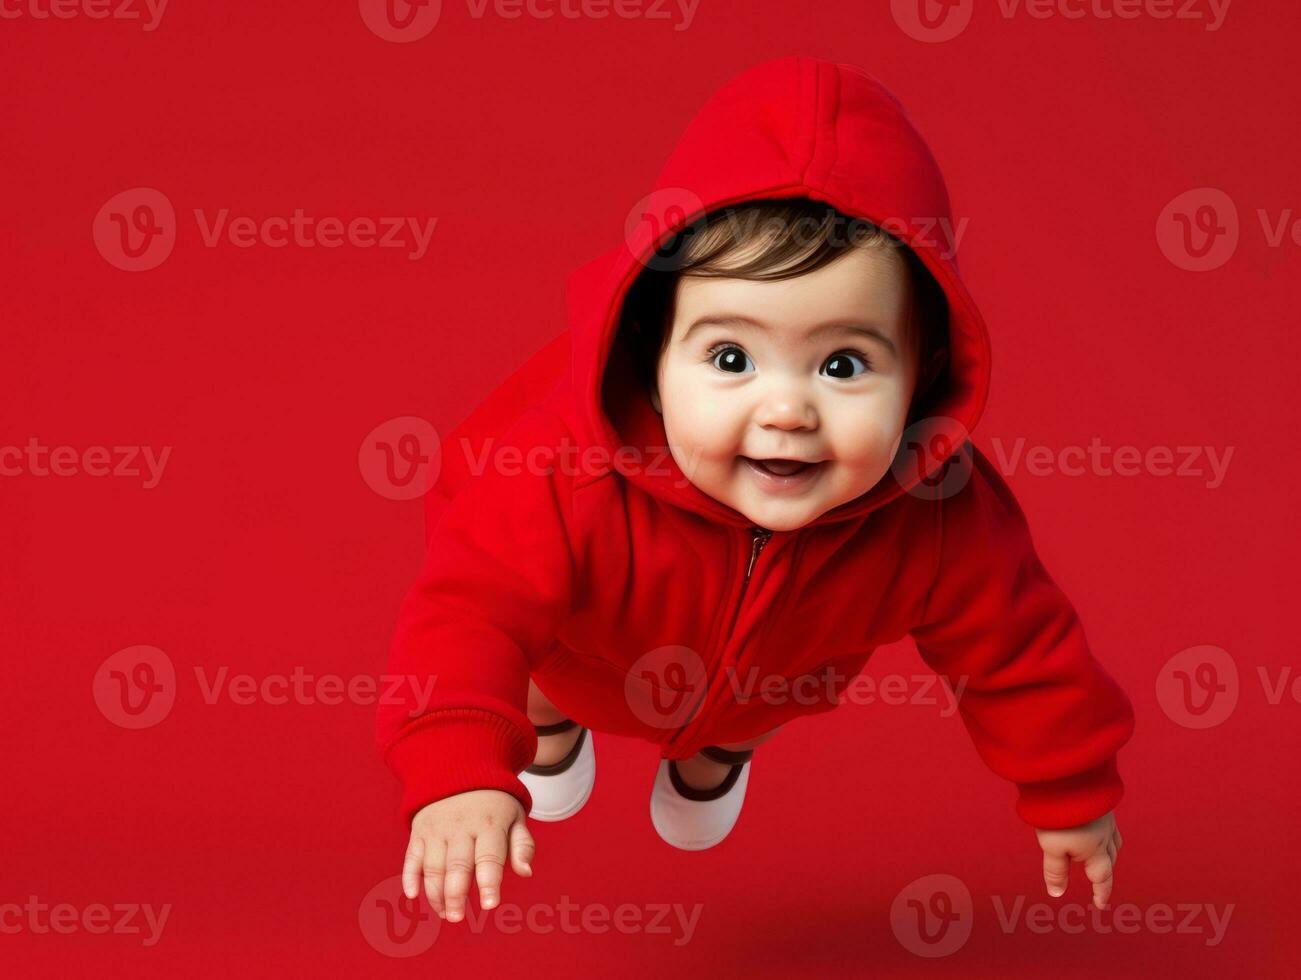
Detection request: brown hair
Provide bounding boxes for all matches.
[619,198,949,419]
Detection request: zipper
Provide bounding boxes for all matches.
[664,524,774,754]
[743,525,773,594]
[721,524,773,660]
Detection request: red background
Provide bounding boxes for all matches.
[2,1,1296,975]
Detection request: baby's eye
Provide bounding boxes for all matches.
[707,344,754,374]
[821,350,872,379]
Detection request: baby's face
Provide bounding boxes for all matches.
[651,246,919,532]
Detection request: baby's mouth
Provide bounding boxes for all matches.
[741,456,819,477]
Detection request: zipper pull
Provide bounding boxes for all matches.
[746,525,773,580]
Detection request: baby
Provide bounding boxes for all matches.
[376,56,1135,924]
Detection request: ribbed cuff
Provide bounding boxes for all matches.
[383,708,537,825]
[1015,757,1124,830]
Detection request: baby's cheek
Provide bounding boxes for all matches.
[832,411,899,466]
[663,407,732,472]
[671,394,735,452]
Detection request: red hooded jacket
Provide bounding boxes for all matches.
[376,56,1136,832]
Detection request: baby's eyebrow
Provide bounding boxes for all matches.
[683,314,897,357]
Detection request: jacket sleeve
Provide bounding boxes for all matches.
[375,406,576,825]
[909,444,1136,830]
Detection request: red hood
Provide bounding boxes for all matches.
[563,55,991,528]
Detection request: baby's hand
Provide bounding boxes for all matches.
[1035,810,1124,910]
[402,789,536,922]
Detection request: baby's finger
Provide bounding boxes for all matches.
[474,831,508,911]
[1115,828,1124,850]
[443,835,476,923]
[1043,849,1070,898]
[421,837,447,919]
[1107,837,1118,869]
[509,818,536,878]
[1084,849,1115,911]
[402,835,425,901]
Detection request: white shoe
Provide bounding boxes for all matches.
[649,745,753,850]
[520,721,595,822]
